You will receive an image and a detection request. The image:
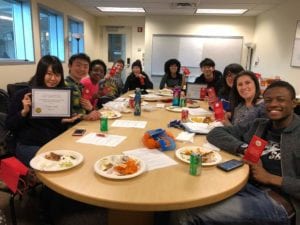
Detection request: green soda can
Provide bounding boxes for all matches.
[189,153,201,176]
[100,116,108,132]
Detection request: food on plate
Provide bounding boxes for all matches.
[114,157,139,175]
[45,152,62,161]
[99,155,140,176]
[101,111,119,118]
[190,116,213,123]
[180,147,217,163]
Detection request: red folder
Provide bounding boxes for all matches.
[243,135,268,164]
[0,157,28,193]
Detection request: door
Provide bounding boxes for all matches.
[102,26,132,81]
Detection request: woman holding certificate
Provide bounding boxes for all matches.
[5,55,80,166]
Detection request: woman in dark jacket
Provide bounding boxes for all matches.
[123,60,153,93]
[5,55,79,166]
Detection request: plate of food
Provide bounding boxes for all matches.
[189,116,214,123]
[165,106,188,112]
[94,155,146,179]
[186,100,201,108]
[30,150,84,171]
[157,89,173,97]
[143,94,162,102]
[175,146,222,166]
[100,110,122,119]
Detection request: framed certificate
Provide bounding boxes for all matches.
[186,83,207,99]
[31,88,71,118]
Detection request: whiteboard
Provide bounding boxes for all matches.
[291,21,300,67]
[151,35,243,75]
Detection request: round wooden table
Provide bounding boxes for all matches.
[35,98,249,224]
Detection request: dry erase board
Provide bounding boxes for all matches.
[291,21,300,67]
[151,35,243,75]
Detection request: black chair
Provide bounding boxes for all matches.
[0,89,9,114]
[6,82,29,99]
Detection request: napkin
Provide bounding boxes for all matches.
[175,131,195,143]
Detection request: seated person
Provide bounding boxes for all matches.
[171,80,299,225]
[159,58,183,89]
[65,53,100,121]
[81,59,106,109]
[194,58,223,93]
[100,59,125,99]
[5,55,79,166]
[223,71,266,127]
[123,60,153,93]
[218,63,244,100]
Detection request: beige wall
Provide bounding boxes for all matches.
[0,0,99,90]
[253,0,300,93]
[2,0,300,93]
[144,15,256,76]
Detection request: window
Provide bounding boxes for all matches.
[0,0,34,62]
[39,6,64,61]
[108,34,126,62]
[68,18,84,56]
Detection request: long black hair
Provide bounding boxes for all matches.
[164,58,181,79]
[29,55,65,88]
[219,63,244,99]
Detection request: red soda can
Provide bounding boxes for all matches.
[129,98,135,108]
[181,109,189,123]
[200,87,207,100]
[213,101,225,121]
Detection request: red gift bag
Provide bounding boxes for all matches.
[0,157,28,193]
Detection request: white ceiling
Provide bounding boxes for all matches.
[67,0,285,16]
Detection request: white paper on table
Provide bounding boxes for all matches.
[76,133,127,147]
[188,108,212,116]
[111,120,147,128]
[123,148,178,171]
[156,103,165,108]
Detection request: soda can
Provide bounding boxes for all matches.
[100,116,108,132]
[181,109,189,123]
[189,153,201,176]
[200,87,207,100]
[129,98,135,108]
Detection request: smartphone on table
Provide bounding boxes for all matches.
[72,129,86,136]
[217,159,244,172]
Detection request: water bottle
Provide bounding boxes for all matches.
[134,88,142,116]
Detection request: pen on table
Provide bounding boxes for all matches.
[96,133,106,137]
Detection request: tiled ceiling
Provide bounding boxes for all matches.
[67,0,285,16]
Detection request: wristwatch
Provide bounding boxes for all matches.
[236,143,248,155]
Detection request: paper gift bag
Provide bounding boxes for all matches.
[0,157,28,193]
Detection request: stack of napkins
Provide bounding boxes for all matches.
[175,131,195,142]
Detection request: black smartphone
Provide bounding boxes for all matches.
[217,159,244,172]
[72,129,86,136]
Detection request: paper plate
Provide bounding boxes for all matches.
[30,150,84,172]
[175,146,222,166]
[100,110,122,119]
[165,106,188,112]
[94,155,146,179]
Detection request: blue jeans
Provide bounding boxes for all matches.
[170,183,289,225]
[15,143,40,167]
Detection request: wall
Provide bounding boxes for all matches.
[253,0,300,93]
[96,16,145,64]
[0,0,98,90]
[144,15,256,77]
